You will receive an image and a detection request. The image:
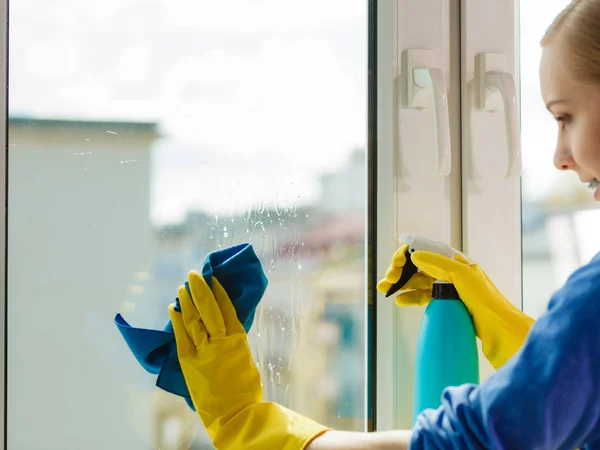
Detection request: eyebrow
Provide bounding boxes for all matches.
[545,98,571,110]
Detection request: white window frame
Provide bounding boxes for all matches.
[375,0,521,430]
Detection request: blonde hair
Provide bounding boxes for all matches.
[541,0,600,82]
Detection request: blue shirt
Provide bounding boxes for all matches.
[411,252,600,450]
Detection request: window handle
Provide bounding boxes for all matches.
[476,53,522,179]
[404,49,452,177]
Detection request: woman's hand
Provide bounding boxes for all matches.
[168,271,328,449]
[378,247,534,369]
[376,244,436,306]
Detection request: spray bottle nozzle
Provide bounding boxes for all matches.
[385,247,419,297]
[384,235,470,298]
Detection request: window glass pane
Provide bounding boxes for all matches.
[520,0,600,318]
[8,1,368,448]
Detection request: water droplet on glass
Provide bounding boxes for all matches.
[297,264,302,270]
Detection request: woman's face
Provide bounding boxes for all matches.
[539,41,600,201]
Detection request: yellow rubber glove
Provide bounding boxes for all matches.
[168,271,329,450]
[377,247,534,369]
[376,244,436,306]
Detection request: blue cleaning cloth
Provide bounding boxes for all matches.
[114,242,268,410]
[411,251,600,450]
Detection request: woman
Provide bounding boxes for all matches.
[168,1,600,448]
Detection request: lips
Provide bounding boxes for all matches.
[589,178,600,201]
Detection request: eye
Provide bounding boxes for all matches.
[555,114,572,129]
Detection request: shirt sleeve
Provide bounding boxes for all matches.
[410,253,600,450]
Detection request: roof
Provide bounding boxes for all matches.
[9,116,160,135]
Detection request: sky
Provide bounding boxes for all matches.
[8,0,575,224]
[9,0,367,225]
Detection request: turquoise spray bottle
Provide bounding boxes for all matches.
[384,235,479,423]
[412,280,479,421]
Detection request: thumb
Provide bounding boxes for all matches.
[410,250,466,282]
[394,289,431,306]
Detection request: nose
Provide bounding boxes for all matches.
[553,141,575,171]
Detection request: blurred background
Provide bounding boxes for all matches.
[520,0,600,319]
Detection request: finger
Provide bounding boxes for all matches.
[168,303,194,355]
[178,285,209,346]
[394,289,431,306]
[376,244,412,290]
[376,277,393,294]
[390,243,410,267]
[187,271,227,338]
[384,263,403,284]
[377,269,432,294]
[411,250,465,282]
[212,278,245,335]
[405,272,434,290]
[178,284,200,325]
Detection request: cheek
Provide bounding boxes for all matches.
[571,121,600,173]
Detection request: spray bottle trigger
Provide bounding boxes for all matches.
[385,248,420,297]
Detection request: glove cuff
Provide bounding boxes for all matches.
[210,401,330,450]
[480,306,534,369]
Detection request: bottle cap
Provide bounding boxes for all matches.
[432,280,460,300]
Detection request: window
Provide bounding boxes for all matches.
[8,1,368,448]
